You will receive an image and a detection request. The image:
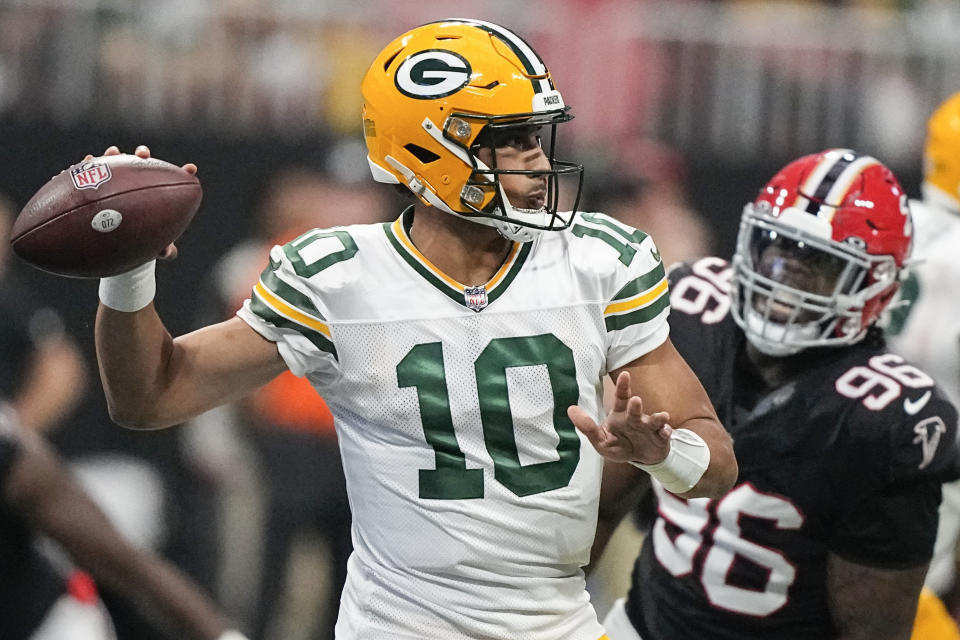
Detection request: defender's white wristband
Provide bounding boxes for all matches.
[98,260,156,312]
[630,428,710,494]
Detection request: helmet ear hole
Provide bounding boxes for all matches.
[382,48,403,71]
[404,144,441,165]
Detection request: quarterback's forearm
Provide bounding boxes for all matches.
[95,302,177,429]
[613,339,738,500]
[674,415,737,499]
[96,308,287,429]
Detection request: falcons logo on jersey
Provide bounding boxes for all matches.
[913,416,947,470]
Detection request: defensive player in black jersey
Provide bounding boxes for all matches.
[0,402,249,640]
[595,149,960,640]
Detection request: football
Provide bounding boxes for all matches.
[10,154,202,278]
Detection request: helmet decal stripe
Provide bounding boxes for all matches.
[795,150,879,221]
[793,151,843,212]
[809,152,858,202]
[821,156,880,211]
[442,18,553,94]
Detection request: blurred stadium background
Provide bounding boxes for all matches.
[4,0,959,327]
[2,0,960,637]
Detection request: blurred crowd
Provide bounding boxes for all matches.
[3,0,960,161]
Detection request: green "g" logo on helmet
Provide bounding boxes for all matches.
[395,50,472,100]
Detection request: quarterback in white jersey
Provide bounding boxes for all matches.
[88,18,736,640]
[238,209,669,638]
[887,91,960,605]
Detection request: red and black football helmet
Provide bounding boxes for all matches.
[731,148,913,355]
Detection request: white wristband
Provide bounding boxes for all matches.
[215,631,250,640]
[98,260,157,312]
[630,428,710,494]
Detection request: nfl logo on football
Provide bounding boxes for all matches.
[464,286,488,312]
[71,161,112,190]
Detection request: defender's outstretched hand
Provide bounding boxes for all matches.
[568,370,673,465]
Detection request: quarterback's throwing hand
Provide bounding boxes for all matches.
[85,144,198,176]
[86,145,192,261]
[568,370,672,465]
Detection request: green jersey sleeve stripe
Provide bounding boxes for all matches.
[250,295,338,359]
[259,267,327,321]
[604,292,670,332]
[611,262,666,302]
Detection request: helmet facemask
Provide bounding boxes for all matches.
[457,111,582,241]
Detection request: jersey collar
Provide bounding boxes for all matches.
[383,207,532,311]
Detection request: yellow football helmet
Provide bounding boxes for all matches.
[361,18,583,241]
[923,91,960,212]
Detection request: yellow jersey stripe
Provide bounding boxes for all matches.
[254,281,332,339]
[604,278,669,315]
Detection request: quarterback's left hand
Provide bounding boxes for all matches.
[568,370,672,465]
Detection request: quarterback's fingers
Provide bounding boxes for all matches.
[649,411,672,430]
[626,395,645,420]
[611,370,633,413]
[103,145,120,156]
[134,145,150,158]
[568,405,605,445]
[158,244,178,261]
[182,162,198,175]
[644,411,672,440]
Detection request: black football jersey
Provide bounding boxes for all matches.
[624,257,960,640]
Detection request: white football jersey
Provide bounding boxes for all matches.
[237,209,670,640]
[887,198,960,596]
[889,200,960,403]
